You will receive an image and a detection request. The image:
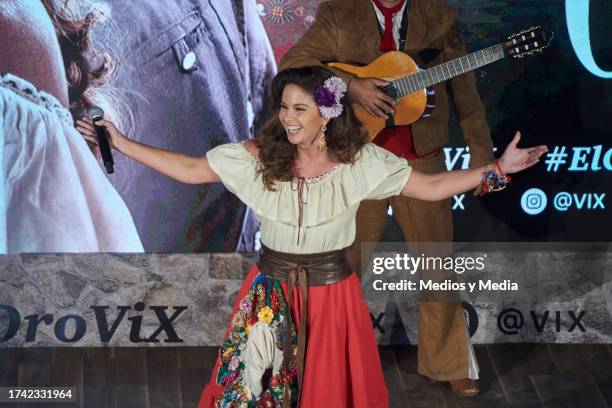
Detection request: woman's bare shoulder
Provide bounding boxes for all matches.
[243,139,260,159]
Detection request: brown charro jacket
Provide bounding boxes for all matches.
[279,0,495,167]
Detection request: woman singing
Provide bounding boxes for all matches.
[76,66,547,407]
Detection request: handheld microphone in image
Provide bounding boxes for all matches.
[87,106,115,174]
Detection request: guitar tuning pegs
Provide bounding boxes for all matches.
[508,25,542,40]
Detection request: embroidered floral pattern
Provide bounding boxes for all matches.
[238,140,342,185]
[257,306,275,324]
[216,272,298,407]
[299,163,342,184]
[264,0,294,25]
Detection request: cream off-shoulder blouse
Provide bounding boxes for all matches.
[207,141,412,254]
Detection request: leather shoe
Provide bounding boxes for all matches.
[450,378,479,397]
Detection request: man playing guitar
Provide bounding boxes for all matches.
[280,0,496,396]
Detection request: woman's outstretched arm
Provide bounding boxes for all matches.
[76,117,220,184]
[402,132,548,201]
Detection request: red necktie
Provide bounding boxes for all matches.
[371,0,405,52]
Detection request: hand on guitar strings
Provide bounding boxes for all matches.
[348,77,397,118]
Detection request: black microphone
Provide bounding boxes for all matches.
[87,106,115,174]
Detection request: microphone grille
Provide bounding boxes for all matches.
[87,106,105,120]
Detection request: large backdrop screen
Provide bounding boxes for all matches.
[0,0,609,254]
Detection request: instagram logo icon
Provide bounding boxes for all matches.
[521,188,548,215]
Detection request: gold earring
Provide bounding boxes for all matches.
[318,125,327,152]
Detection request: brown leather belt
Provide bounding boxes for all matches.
[257,244,353,407]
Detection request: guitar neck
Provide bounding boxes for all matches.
[393,44,506,96]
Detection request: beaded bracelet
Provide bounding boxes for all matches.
[481,160,511,193]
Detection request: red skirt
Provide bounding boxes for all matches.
[197,263,388,407]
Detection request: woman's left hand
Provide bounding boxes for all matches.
[498,131,548,174]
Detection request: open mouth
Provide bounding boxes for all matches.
[286,126,302,134]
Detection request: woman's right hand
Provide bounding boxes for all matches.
[75,117,130,154]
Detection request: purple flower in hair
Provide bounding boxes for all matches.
[314,86,336,108]
[325,76,348,97]
[314,76,347,119]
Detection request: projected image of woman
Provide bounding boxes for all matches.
[0,0,142,252]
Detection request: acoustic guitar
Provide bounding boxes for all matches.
[327,27,553,142]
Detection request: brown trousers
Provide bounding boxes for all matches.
[347,151,471,381]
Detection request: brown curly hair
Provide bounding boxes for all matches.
[255,66,368,190]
